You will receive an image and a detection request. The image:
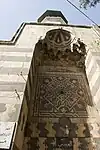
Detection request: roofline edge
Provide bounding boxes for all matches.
[0,22,93,45]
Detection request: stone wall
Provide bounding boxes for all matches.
[0,23,100,149]
[15,23,100,114]
[0,46,33,149]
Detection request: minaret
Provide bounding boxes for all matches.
[37,10,68,24]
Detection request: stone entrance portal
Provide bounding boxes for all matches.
[23,29,100,150]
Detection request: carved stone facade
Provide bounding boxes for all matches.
[23,28,100,150]
[0,10,100,150]
[35,29,86,70]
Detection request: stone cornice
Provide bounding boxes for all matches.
[0,22,93,45]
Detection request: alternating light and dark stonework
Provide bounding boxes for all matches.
[0,10,100,150]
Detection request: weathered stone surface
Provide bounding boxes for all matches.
[0,11,100,150]
[23,28,100,150]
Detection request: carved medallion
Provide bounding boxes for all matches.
[45,29,71,50]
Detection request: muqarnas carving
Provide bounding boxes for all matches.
[35,28,87,68]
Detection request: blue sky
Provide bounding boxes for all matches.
[0,0,100,40]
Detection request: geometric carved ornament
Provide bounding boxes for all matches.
[35,28,87,69]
